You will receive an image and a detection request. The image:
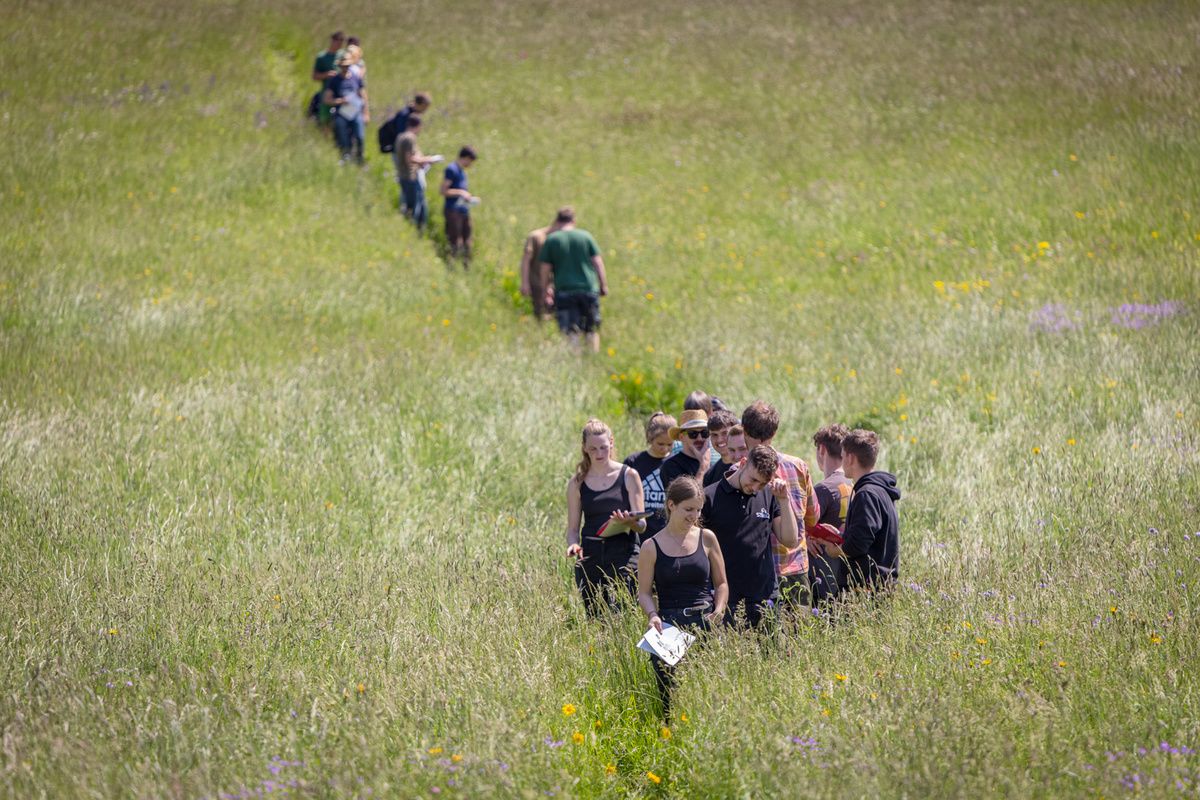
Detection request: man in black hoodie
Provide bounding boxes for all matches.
[816,429,900,590]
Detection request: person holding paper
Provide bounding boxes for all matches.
[394,115,440,233]
[565,419,647,617]
[636,475,728,718]
[322,47,367,164]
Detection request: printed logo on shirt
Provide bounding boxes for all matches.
[643,468,665,511]
[755,508,771,519]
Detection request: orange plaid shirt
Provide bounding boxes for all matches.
[769,451,820,576]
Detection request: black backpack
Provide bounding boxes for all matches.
[378,108,410,153]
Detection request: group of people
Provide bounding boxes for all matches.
[564,392,901,714]
[309,32,480,267]
[308,33,612,335]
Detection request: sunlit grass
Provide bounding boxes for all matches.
[1,0,1198,796]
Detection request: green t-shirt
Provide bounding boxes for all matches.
[314,50,338,89]
[540,229,601,294]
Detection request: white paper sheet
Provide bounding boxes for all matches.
[637,623,696,666]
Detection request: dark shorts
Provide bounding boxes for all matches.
[445,209,472,244]
[555,291,601,335]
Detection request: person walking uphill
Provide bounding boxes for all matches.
[538,207,609,354]
[565,419,647,617]
[323,47,368,165]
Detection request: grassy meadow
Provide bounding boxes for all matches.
[2,0,1199,796]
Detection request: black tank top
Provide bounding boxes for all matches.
[580,465,633,543]
[652,530,711,610]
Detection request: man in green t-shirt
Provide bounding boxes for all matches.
[538,207,609,353]
[311,31,345,126]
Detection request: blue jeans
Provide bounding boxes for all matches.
[399,179,427,229]
[334,113,363,160]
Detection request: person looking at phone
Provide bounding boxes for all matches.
[440,146,479,269]
[565,419,647,617]
[637,475,728,719]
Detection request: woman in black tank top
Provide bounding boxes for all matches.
[636,475,728,718]
[565,420,647,617]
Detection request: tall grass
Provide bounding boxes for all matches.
[2,0,1198,797]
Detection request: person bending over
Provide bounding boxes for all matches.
[702,445,797,629]
[637,476,728,719]
[565,419,646,617]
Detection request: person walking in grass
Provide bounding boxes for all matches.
[740,401,821,612]
[440,146,479,268]
[641,410,711,541]
[814,429,900,593]
[637,475,728,718]
[537,207,609,353]
[702,408,740,487]
[387,92,433,210]
[310,30,345,125]
[809,423,854,604]
[565,419,647,617]
[702,445,797,629]
[519,213,566,322]
[394,115,440,233]
[345,37,370,150]
[323,47,367,165]
[623,411,677,530]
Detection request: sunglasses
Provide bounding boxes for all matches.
[684,429,711,440]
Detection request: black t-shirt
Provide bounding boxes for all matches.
[642,451,702,538]
[624,449,665,520]
[702,476,781,605]
[703,459,734,487]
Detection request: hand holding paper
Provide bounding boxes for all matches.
[637,624,696,667]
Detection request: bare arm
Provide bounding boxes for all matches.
[360,87,370,123]
[606,468,647,535]
[591,254,609,296]
[636,541,661,631]
[769,478,799,549]
[565,476,583,558]
[702,529,729,619]
[519,238,534,296]
[322,87,340,106]
[539,261,554,306]
[439,177,472,200]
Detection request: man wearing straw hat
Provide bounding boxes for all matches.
[641,409,712,540]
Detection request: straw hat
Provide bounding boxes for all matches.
[336,45,362,68]
[668,409,709,440]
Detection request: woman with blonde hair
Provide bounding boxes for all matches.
[566,419,646,616]
[623,411,676,526]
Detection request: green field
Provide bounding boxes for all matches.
[2,0,1199,796]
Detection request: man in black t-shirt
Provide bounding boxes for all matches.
[702,446,798,628]
[642,409,711,539]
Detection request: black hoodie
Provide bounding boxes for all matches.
[841,471,901,588]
